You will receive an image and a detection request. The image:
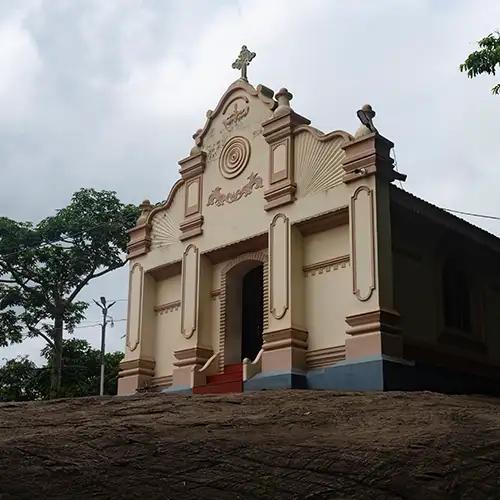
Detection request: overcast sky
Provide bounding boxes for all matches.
[1,0,499,365]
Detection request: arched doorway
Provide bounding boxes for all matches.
[224,260,265,365]
[241,264,264,361]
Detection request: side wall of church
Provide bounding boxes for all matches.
[392,203,500,368]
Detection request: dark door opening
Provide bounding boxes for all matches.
[241,264,264,361]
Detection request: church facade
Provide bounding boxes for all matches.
[117,49,500,396]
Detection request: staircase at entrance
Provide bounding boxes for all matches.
[193,363,243,394]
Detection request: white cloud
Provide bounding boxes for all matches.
[0,12,42,125]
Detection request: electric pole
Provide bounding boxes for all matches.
[93,296,115,396]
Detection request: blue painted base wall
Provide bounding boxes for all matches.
[244,371,307,391]
[165,356,500,395]
[245,356,500,395]
[307,357,386,391]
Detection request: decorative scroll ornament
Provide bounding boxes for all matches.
[207,173,263,207]
[219,136,251,179]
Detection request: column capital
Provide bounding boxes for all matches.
[342,133,406,184]
[262,104,310,211]
[178,151,206,180]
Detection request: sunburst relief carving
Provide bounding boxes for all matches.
[151,212,180,248]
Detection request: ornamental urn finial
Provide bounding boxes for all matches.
[274,87,293,116]
[355,104,378,138]
[137,199,152,224]
[191,129,202,154]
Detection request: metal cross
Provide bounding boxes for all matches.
[232,45,256,81]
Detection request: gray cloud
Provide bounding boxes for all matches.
[1,0,499,364]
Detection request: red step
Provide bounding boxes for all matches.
[206,372,241,384]
[193,363,243,394]
[193,381,242,394]
[223,363,243,374]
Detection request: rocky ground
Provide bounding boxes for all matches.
[1,390,500,499]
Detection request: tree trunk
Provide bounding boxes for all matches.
[49,314,64,399]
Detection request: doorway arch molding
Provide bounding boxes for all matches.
[218,249,268,372]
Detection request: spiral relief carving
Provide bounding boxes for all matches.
[219,136,250,179]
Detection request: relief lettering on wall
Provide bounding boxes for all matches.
[206,173,263,207]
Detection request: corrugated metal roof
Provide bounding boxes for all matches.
[390,185,500,252]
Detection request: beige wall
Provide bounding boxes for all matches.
[303,225,349,265]
[303,225,350,351]
[153,273,181,378]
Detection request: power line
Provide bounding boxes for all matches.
[442,208,500,221]
[73,319,126,329]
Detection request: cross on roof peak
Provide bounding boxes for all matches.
[232,45,256,82]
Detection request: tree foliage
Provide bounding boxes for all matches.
[460,31,500,95]
[0,189,138,397]
[0,339,124,401]
[0,356,43,401]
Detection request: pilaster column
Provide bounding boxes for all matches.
[342,123,406,363]
[260,213,308,380]
[171,244,213,389]
[261,88,310,211]
[117,262,156,395]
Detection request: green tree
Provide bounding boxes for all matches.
[0,356,43,402]
[460,31,500,95]
[0,189,138,398]
[41,338,124,397]
[0,340,124,401]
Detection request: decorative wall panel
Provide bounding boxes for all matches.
[269,213,290,319]
[180,244,199,338]
[126,263,144,351]
[271,141,288,182]
[185,178,201,216]
[351,186,376,301]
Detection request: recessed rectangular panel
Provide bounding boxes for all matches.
[269,214,289,319]
[181,245,199,338]
[351,187,375,301]
[127,263,144,351]
[185,178,200,216]
[271,142,288,183]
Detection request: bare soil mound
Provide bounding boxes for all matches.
[1,390,500,499]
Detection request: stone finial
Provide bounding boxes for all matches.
[137,199,152,224]
[274,88,293,117]
[355,104,379,139]
[191,129,202,154]
[232,45,256,82]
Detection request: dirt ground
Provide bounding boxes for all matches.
[1,390,500,499]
